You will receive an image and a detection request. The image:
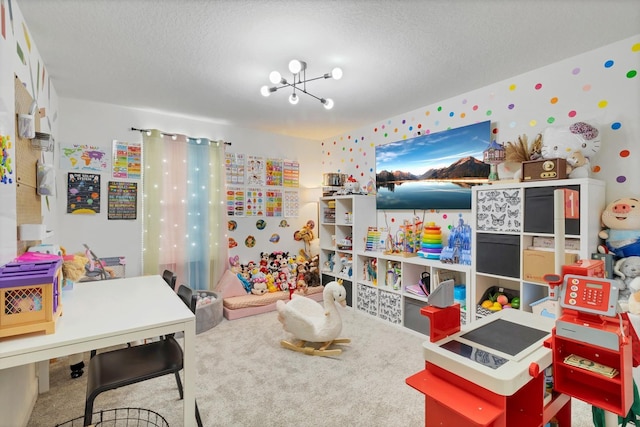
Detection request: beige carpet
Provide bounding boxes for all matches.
[26,307,595,427]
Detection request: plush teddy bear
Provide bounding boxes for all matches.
[598,197,640,258]
[540,120,601,178]
[613,256,640,312]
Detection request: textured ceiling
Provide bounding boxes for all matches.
[17,0,640,141]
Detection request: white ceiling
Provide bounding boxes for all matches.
[17,0,640,141]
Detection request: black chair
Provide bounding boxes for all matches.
[84,284,202,427]
[162,269,177,291]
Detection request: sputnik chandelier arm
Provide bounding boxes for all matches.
[260,59,342,110]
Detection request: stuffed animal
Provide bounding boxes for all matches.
[540,121,601,178]
[615,256,640,294]
[251,269,268,295]
[598,197,640,258]
[628,290,640,315]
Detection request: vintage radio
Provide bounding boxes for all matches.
[521,158,567,182]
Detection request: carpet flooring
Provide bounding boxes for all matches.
[26,307,596,426]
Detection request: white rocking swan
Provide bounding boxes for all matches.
[276,280,350,356]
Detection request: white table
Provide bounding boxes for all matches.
[0,275,197,427]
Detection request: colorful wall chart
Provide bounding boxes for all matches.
[112,140,141,179]
[246,155,265,186]
[67,172,100,214]
[266,158,283,186]
[225,152,245,185]
[283,161,299,187]
[245,187,264,216]
[226,186,245,216]
[107,181,137,220]
[265,189,282,217]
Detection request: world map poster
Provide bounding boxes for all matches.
[60,143,109,172]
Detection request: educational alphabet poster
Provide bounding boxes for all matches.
[67,173,101,214]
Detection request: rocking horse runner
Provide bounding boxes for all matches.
[276,280,350,356]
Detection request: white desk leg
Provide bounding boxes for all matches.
[36,360,50,393]
[183,319,196,427]
[604,410,618,427]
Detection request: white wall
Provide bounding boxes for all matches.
[55,98,322,277]
[320,35,640,241]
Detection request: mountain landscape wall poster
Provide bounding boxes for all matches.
[375,120,491,210]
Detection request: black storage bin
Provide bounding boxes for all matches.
[476,233,520,277]
[523,185,580,235]
[404,297,431,335]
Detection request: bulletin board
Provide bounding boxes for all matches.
[14,75,42,254]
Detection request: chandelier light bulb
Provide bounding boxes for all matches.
[260,85,271,97]
[269,71,282,84]
[322,98,334,110]
[289,93,299,105]
[331,67,343,80]
[288,59,305,74]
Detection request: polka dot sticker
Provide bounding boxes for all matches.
[547,117,556,124]
[508,104,515,110]
[628,70,637,78]
[572,68,581,75]
[583,84,592,92]
[617,176,626,183]
[604,60,614,68]
[550,97,558,104]
[509,84,516,91]
[598,100,608,108]
[568,110,577,118]
[535,83,542,90]
[620,150,630,158]
[611,122,621,130]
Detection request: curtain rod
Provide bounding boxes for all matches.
[130,127,232,145]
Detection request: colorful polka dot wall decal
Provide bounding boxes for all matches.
[568,110,577,118]
[611,122,621,130]
[473,105,478,111]
[535,83,542,90]
[486,110,492,116]
[628,70,637,78]
[598,100,608,108]
[592,165,601,173]
[617,176,626,183]
[449,111,454,117]
[620,150,630,158]
[572,68,580,75]
[508,104,515,110]
[583,84,591,91]
[509,84,516,91]
[550,97,558,104]
[633,43,640,52]
[547,117,556,124]
[529,120,537,127]
[604,60,614,68]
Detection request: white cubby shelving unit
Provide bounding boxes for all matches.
[471,178,605,321]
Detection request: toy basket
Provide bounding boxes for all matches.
[54,407,168,427]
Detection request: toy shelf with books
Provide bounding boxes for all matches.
[471,178,605,321]
[319,195,377,305]
[355,250,472,333]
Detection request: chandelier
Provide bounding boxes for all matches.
[260,59,343,109]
